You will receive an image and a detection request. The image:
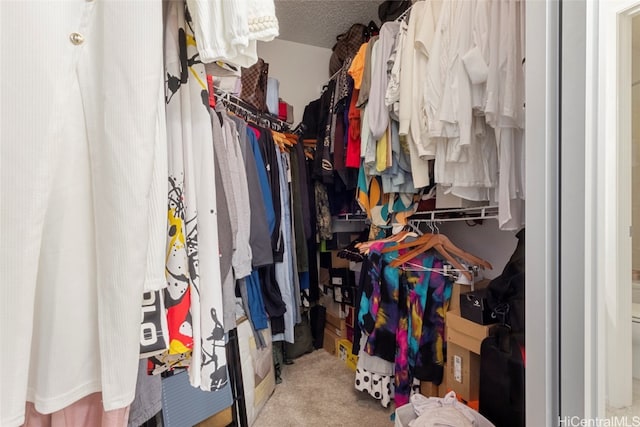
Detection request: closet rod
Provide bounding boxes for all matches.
[213,88,291,131]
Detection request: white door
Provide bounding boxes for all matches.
[527,0,637,422]
[561,0,637,417]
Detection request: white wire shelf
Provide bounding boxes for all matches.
[333,213,368,222]
[408,205,499,223]
[331,206,499,227]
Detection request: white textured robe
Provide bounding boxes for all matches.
[1,1,165,425]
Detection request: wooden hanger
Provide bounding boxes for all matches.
[392,238,472,280]
[381,233,492,281]
[356,229,418,255]
[271,131,291,152]
[380,232,434,254]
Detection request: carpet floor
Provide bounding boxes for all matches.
[253,349,395,427]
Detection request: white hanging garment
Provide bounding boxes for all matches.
[485,0,526,230]
[368,21,400,140]
[186,0,279,68]
[385,20,407,119]
[412,0,442,159]
[163,0,202,383]
[1,0,165,425]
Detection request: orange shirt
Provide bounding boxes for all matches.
[348,42,369,89]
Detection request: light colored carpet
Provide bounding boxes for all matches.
[253,349,395,427]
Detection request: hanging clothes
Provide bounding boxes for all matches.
[158,1,229,392]
[357,242,453,407]
[273,151,298,344]
[232,118,274,269]
[253,126,284,261]
[1,1,166,424]
[210,110,242,334]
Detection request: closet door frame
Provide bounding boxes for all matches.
[560,0,602,419]
[558,0,638,417]
[526,1,561,425]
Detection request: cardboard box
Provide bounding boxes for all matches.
[331,251,350,269]
[439,369,448,397]
[323,327,340,356]
[446,342,481,402]
[320,293,342,319]
[325,310,342,328]
[420,381,440,397]
[325,311,346,338]
[195,407,233,427]
[460,288,498,325]
[446,310,496,354]
[319,267,330,286]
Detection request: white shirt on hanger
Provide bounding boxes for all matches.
[367,21,400,140]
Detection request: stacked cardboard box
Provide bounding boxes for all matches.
[445,310,497,405]
[323,310,347,356]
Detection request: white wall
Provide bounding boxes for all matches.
[257,39,332,124]
[437,221,519,280]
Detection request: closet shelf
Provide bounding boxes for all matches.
[332,206,499,225]
[409,205,499,224]
[333,213,368,222]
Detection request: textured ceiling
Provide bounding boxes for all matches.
[275,1,382,49]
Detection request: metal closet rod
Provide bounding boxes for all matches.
[213,88,290,130]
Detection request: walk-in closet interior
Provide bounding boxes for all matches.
[1,0,536,426]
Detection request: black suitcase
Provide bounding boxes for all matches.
[479,325,525,427]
